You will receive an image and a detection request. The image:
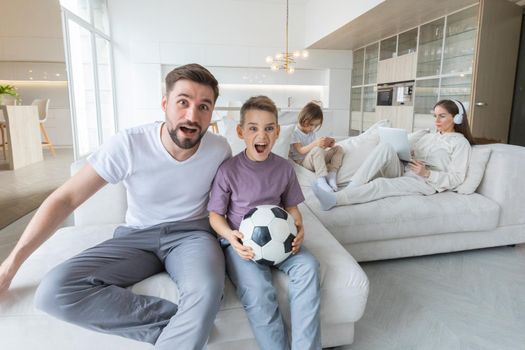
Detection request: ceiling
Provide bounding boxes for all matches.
[308,0,524,51]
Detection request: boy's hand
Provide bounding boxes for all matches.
[317,137,333,149]
[229,230,254,260]
[291,220,304,254]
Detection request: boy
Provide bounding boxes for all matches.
[208,95,321,350]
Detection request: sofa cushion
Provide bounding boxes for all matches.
[455,146,492,195]
[295,163,500,245]
[1,205,368,348]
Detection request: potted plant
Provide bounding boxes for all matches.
[0,84,20,105]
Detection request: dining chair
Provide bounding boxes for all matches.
[0,96,16,160]
[32,99,56,156]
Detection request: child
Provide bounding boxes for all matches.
[208,95,321,350]
[290,101,344,192]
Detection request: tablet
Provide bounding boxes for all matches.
[378,127,411,161]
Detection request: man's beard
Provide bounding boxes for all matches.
[168,122,206,149]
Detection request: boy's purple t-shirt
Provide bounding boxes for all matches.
[208,151,305,230]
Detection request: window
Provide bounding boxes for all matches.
[61,0,116,158]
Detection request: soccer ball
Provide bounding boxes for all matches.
[239,205,297,266]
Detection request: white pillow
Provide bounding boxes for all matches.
[455,147,492,194]
[217,118,293,159]
[272,124,294,159]
[408,129,430,148]
[335,119,391,184]
[218,118,245,155]
[362,119,391,136]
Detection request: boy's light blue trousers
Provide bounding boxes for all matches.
[224,243,321,350]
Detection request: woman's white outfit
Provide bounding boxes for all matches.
[335,132,471,205]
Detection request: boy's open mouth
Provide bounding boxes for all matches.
[255,142,267,154]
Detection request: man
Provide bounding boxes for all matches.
[0,63,231,349]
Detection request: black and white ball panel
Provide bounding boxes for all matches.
[239,205,297,266]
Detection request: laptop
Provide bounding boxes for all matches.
[378,127,411,161]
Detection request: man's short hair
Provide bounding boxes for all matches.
[165,63,219,102]
[239,96,278,126]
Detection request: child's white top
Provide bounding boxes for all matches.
[289,126,316,162]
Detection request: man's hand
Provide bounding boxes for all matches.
[0,260,16,295]
[229,230,254,260]
[291,220,304,254]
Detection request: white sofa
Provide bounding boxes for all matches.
[296,143,525,262]
[0,162,370,349]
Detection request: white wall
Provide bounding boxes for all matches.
[108,0,352,136]
[0,0,72,146]
[303,0,385,48]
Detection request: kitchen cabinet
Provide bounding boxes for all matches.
[351,87,363,132]
[350,44,378,133]
[351,48,365,86]
[376,105,414,131]
[412,0,522,142]
[377,58,396,84]
[377,28,418,84]
[364,43,379,85]
[416,18,445,78]
[377,52,416,84]
[380,36,397,60]
[398,28,418,56]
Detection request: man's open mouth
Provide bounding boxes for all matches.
[179,125,199,136]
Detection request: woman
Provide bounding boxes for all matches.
[313,99,474,210]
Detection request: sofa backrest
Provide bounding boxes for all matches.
[71,159,127,226]
[476,143,525,226]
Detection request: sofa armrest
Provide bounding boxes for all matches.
[71,159,127,226]
[299,203,369,323]
[476,144,525,226]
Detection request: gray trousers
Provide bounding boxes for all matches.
[34,219,225,350]
[336,143,436,205]
[224,242,321,350]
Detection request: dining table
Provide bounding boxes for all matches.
[0,105,43,170]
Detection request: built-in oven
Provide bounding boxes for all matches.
[377,87,394,106]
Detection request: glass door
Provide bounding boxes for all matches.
[351,87,363,132]
[380,36,397,61]
[398,28,418,56]
[417,18,445,78]
[352,48,365,87]
[413,78,439,130]
[364,43,379,84]
[362,86,377,130]
[442,6,478,76]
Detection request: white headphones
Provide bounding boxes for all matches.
[451,99,466,125]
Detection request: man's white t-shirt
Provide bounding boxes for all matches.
[88,122,231,228]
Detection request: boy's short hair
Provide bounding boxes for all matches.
[240,96,278,126]
[298,101,323,127]
[165,63,219,102]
